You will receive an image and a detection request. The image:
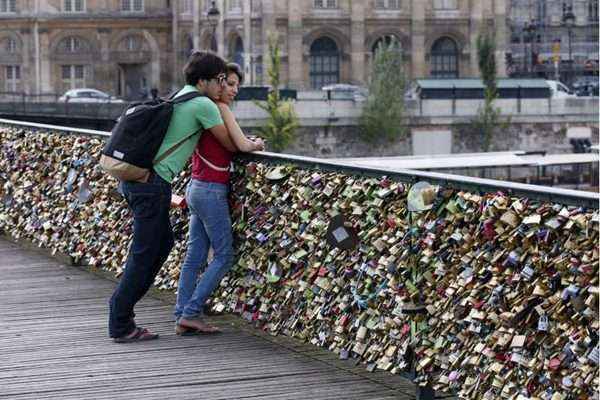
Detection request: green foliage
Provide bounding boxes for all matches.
[477,33,497,95]
[359,37,408,143]
[255,33,298,152]
[472,31,508,152]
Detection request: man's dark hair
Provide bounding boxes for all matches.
[183,51,227,85]
[226,63,244,85]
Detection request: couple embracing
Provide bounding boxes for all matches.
[108,51,264,342]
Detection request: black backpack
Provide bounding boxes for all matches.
[100,91,203,182]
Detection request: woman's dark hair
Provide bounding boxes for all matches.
[183,51,227,85]
[225,62,244,85]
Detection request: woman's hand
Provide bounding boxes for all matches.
[251,138,265,151]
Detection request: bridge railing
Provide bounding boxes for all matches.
[0,118,598,399]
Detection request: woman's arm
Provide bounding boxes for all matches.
[216,102,264,152]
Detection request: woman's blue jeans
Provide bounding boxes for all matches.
[175,180,234,320]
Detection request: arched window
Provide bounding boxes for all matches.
[119,35,145,52]
[1,37,17,53]
[372,34,401,55]
[229,36,244,69]
[310,37,340,89]
[58,36,89,53]
[430,37,458,78]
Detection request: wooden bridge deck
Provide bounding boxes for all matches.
[0,238,419,400]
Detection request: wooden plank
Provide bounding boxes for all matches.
[0,238,422,400]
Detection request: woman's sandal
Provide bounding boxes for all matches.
[113,327,159,343]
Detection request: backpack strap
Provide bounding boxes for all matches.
[153,128,202,165]
[152,91,206,165]
[171,91,204,104]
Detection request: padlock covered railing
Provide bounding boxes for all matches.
[0,118,598,399]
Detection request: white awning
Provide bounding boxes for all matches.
[330,151,599,170]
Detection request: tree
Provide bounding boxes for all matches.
[255,33,298,152]
[359,37,408,143]
[472,30,507,152]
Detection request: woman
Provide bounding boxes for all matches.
[174,63,264,334]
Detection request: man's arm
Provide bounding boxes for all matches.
[207,124,238,152]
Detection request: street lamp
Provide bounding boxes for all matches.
[206,0,220,52]
[523,19,537,77]
[562,5,575,86]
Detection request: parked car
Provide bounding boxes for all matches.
[321,84,367,101]
[58,88,124,103]
[545,80,577,99]
[572,76,599,97]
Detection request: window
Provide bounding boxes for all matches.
[4,65,20,91]
[62,65,86,89]
[375,0,400,9]
[590,0,599,21]
[183,35,193,57]
[314,0,337,9]
[59,37,83,53]
[121,35,144,52]
[183,0,192,13]
[0,0,16,13]
[64,0,85,12]
[372,35,401,56]
[310,37,340,89]
[430,37,458,78]
[2,37,17,53]
[535,0,546,25]
[433,0,457,10]
[229,36,244,69]
[122,0,144,12]
[228,0,241,11]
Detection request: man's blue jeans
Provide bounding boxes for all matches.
[175,180,234,320]
[109,172,173,338]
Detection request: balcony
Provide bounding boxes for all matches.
[509,42,600,59]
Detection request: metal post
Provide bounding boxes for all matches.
[451,85,456,115]
[522,30,527,75]
[567,27,572,86]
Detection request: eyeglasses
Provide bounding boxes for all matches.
[212,73,226,85]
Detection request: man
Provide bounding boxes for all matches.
[108,51,241,343]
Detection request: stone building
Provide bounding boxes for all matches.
[507,0,599,82]
[0,0,509,98]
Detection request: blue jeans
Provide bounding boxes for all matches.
[174,180,234,320]
[108,172,174,338]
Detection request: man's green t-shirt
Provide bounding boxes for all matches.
[153,85,223,183]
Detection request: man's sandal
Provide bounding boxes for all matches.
[113,327,159,343]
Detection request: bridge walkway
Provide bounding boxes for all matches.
[0,238,419,400]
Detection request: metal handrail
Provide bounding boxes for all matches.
[1,118,598,209]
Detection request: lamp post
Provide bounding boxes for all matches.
[206,0,220,52]
[562,5,575,87]
[523,19,537,77]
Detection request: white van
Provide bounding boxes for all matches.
[546,80,577,98]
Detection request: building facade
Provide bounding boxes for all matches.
[507,0,599,83]
[0,0,510,98]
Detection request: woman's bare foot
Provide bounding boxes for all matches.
[178,318,221,334]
